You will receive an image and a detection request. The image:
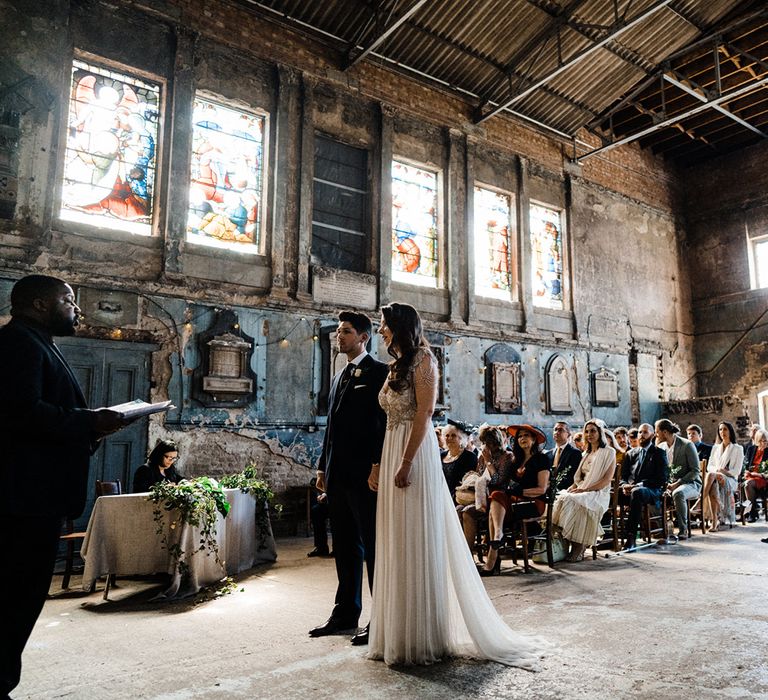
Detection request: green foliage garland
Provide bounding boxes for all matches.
[149,476,231,585]
[219,464,277,542]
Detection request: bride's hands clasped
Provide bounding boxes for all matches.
[394,458,412,488]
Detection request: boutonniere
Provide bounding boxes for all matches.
[354,368,362,378]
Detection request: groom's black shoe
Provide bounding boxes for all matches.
[350,624,369,646]
[309,617,358,637]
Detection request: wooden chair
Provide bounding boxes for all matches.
[592,465,624,558]
[512,488,557,573]
[59,479,122,590]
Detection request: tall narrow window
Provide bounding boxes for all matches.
[187,97,266,252]
[60,59,161,235]
[748,232,768,290]
[312,136,368,272]
[530,203,564,309]
[391,160,439,287]
[474,186,513,299]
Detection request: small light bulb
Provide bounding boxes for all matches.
[280,338,290,348]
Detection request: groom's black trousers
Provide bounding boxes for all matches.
[326,482,377,625]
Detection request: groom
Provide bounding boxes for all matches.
[310,311,388,645]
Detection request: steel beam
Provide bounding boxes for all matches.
[577,73,768,161]
[476,0,672,124]
[345,0,429,70]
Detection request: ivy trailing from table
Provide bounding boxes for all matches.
[219,464,278,545]
[149,476,231,585]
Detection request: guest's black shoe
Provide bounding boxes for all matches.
[351,624,370,646]
[307,548,331,558]
[309,617,358,637]
[761,537,768,544]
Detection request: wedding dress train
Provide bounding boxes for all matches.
[367,351,545,668]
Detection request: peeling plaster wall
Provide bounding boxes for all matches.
[0,0,699,498]
[683,139,768,421]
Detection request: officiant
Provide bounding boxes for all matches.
[0,274,132,696]
[133,439,183,492]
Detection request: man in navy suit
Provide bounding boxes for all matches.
[0,275,129,696]
[547,421,582,491]
[620,423,669,550]
[686,424,712,462]
[309,311,388,646]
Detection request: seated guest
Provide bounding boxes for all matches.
[613,426,630,475]
[744,428,768,522]
[655,419,700,539]
[478,424,550,576]
[551,419,616,562]
[620,423,669,551]
[628,427,640,450]
[686,424,712,462]
[573,430,585,452]
[133,439,183,493]
[441,419,478,500]
[547,421,582,491]
[702,421,743,530]
[461,424,510,564]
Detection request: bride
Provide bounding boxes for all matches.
[367,302,545,668]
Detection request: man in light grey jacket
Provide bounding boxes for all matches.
[656,419,701,539]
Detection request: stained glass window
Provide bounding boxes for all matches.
[187,97,265,252]
[474,186,513,298]
[60,59,160,235]
[391,160,439,286]
[530,203,564,309]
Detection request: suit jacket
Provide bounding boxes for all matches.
[547,442,581,491]
[668,436,701,485]
[621,442,669,491]
[693,441,712,462]
[0,318,96,518]
[318,354,388,491]
[744,443,765,472]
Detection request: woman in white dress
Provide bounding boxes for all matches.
[551,419,616,562]
[702,421,744,530]
[367,302,545,668]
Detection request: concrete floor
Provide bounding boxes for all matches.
[15,522,768,700]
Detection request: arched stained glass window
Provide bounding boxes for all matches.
[530,203,564,310]
[186,97,266,252]
[474,186,513,298]
[60,59,161,235]
[391,160,439,287]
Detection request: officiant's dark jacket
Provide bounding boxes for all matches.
[620,443,669,492]
[319,354,388,491]
[0,317,96,519]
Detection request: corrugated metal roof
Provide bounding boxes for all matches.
[241,0,768,163]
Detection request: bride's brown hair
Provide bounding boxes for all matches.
[381,302,430,392]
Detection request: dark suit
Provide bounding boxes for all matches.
[620,443,669,543]
[0,318,98,695]
[319,353,388,625]
[693,441,712,463]
[547,442,581,491]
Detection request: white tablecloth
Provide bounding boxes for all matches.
[81,488,277,597]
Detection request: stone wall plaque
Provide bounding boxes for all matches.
[545,354,572,414]
[312,266,377,310]
[492,362,521,413]
[592,368,619,407]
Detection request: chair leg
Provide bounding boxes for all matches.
[62,539,75,590]
[520,522,531,573]
[103,574,115,601]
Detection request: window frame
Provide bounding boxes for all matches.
[55,50,167,240]
[472,182,517,301]
[747,229,768,291]
[390,156,443,289]
[529,199,567,311]
[185,92,270,256]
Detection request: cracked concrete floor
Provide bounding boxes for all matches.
[14,521,768,700]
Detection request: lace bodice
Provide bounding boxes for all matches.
[378,348,438,429]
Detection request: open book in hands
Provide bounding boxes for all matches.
[105,399,175,419]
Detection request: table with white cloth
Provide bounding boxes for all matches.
[81,488,277,598]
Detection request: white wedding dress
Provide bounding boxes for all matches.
[367,349,544,668]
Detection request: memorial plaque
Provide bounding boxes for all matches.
[492,362,521,412]
[313,266,377,310]
[592,368,619,407]
[546,354,572,414]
